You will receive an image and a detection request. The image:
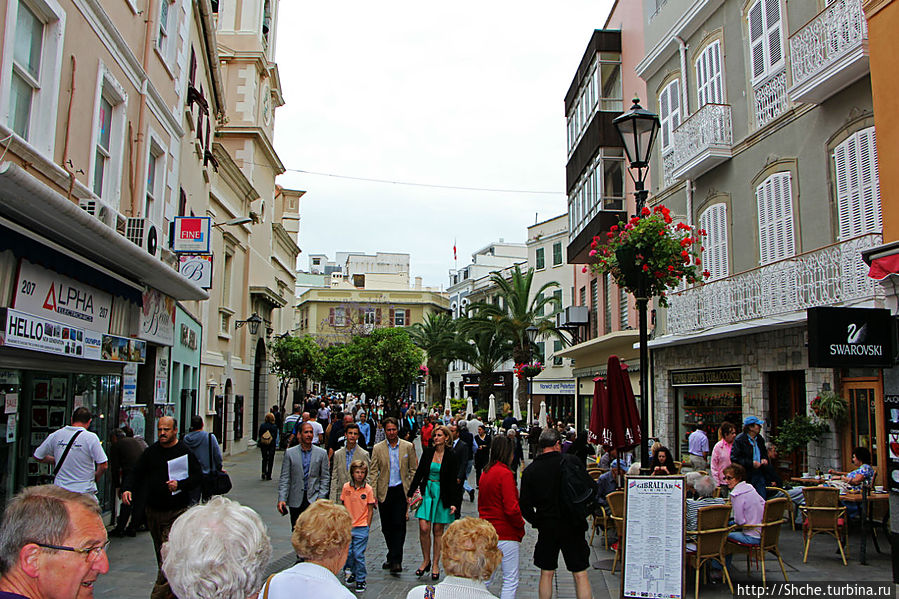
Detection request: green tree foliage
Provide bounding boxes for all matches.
[320,328,424,416]
[407,312,465,407]
[466,265,565,412]
[269,335,323,412]
[457,316,515,410]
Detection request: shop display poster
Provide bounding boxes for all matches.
[622,476,685,599]
[4,393,18,414]
[122,363,138,405]
[6,414,15,442]
[885,395,899,493]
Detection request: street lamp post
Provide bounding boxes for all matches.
[613,98,660,469]
[525,325,539,425]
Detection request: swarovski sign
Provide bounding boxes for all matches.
[807,307,896,368]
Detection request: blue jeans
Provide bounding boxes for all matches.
[463,459,474,493]
[345,526,369,583]
[711,531,760,570]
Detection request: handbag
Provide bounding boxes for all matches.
[409,488,423,511]
[203,433,232,496]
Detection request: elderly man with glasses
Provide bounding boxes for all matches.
[0,485,110,599]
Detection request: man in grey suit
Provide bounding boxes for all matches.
[330,423,370,501]
[278,421,330,529]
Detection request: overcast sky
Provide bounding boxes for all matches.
[274,1,614,289]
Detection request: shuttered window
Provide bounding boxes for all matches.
[696,41,724,106]
[756,173,795,265]
[699,203,729,280]
[834,126,882,240]
[619,286,629,329]
[659,79,681,152]
[748,0,784,84]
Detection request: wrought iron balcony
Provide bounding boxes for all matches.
[668,103,733,181]
[789,0,869,104]
[665,234,883,335]
[753,68,789,129]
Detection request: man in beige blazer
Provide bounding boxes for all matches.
[329,423,370,500]
[369,416,417,572]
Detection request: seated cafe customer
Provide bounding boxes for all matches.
[828,446,875,519]
[685,475,726,541]
[710,464,765,582]
[595,459,624,510]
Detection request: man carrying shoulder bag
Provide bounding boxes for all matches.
[182,415,227,502]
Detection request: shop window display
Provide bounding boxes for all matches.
[677,386,742,459]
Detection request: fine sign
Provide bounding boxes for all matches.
[173,217,212,254]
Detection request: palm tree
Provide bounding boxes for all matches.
[407,312,461,407]
[457,317,515,411]
[467,264,565,414]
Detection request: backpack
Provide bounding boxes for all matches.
[559,454,596,521]
[260,430,273,446]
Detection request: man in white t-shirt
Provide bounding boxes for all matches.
[33,407,108,495]
[300,412,324,445]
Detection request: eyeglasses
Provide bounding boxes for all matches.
[34,540,110,562]
[723,475,735,481]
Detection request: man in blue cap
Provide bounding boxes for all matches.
[730,416,768,498]
[595,459,624,510]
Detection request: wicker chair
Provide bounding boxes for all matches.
[726,497,790,585]
[766,486,797,530]
[800,486,847,565]
[590,503,613,549]
[686,504,734,599]
[607,490,625,574]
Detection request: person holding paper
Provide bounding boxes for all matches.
[121,416,201,599]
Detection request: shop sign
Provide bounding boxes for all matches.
[178,254,213,289]
[886,394,899,493]
[670,368,741,386]
[533,380,577,394]
[122,363,137,405]
[0,308,145,363]
[14,259,112,333]
[180,324,198,350]
[172,217,212,253]
[807,307,896,368]
[139,289,175,346]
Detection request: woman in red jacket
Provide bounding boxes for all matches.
[477,435,525,599]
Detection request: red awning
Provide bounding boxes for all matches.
[868,254,899,281]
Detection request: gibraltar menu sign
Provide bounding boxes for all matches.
[807,307,896,368]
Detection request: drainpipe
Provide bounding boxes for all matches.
[132,0,157,217]
[686,178,694,229]
[676,36,690,117]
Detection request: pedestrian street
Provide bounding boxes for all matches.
[94,440,893,599]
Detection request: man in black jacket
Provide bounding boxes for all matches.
[122,416,202,599]
[730,415,768,498]
[520,427,593,599]
[449,423,471,518]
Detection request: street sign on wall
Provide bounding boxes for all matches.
[172,217,212,254]
[178,254,213,289]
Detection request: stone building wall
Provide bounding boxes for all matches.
[651,324,840,468]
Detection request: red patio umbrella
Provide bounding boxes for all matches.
[604,355,642,451]
[588,376,612,446]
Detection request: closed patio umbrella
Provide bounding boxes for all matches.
[466,396,474,417]
[444,395,452,417]
[512,395,522,421]
[538,401,548,429]
[588,376,612,446]
[488,394,497,422]
[605,355,642,451]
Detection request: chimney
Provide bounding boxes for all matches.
[415,276,422,290]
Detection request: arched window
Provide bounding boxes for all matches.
[833,126,881,240]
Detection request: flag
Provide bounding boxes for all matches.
[453,240,457,261]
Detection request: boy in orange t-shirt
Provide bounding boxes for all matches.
[340,458,376,592]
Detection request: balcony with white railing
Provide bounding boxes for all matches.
[789,0,869,104]
[754,68,789,129]
[665,234,883,335]
[669,103,733,181]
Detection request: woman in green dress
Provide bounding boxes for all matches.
[408,424,461,581]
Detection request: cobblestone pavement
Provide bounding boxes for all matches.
[96,444,893,599]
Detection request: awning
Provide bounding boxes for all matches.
[0,162,208,301]
[556,329,640,363]
[867,254,899,281]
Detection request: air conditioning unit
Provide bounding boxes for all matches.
[557,306,589,328]
[80,199,126,231]
[126,218,159,255]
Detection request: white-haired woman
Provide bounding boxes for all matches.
[162,496,272,599]
[263,500,355,599]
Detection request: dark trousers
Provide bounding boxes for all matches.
[146,505,187,599]
[261,446,276,479]
[379,484,407,566]
[288,491,310,531]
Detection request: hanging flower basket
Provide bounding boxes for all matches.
[514,362,543,380]
[419,365,430,377]
[587,205,707,306]
[810,390,848,422]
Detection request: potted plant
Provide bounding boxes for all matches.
[774,415,830,474]
[588,205,708,304]
[810,390,848,422]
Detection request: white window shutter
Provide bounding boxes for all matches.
[696,41,723,107]
[700,203,729,280]
[659,80,681,151]
[834,140,852,240]
[697,49,709,107]
[671,79,681,129]
[765,0,783,70]
[757,173,794,264]
[749,0,766,81]
[858,127,882,234]
[835,126,882,239]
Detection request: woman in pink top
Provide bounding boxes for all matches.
[710,422,737,487]
[710,463,765,581]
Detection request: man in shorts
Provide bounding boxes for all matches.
[520,427,593,599]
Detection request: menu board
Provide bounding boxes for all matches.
[622,476,685,599]
[885,395,899,493]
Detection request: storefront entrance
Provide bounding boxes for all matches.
[843,374,883,481]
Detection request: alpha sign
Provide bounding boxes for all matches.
[14,259,112,333]
[807,306,896,368]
